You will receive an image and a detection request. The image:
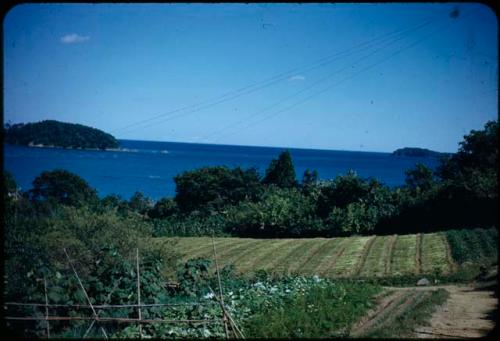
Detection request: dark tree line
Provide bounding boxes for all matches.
[4,120,119,150]
[4,120,497,238]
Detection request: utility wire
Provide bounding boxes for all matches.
[197,18,436,143]
[112,12,445,136]
[119,16,438,136]
[209,11,469,143]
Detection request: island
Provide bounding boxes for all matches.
[392,147,448,158]
[4,120,119,150]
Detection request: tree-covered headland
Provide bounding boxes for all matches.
[3,120,119,150]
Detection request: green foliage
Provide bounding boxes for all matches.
[243,279,381,338]
[444,227,498,266]
[405,163,435,192]
[328,201,379,235]
[437,120,497,199]
[225,186,324,237]
[363,289,449,338]
[302,169,319,186]
[174,166,262,214]
[262,150,298,188]
[393,147,448,157]
[29,169,98,207]
[148,197,178,219]
[316,170,371,216]
[99,193,130,214]
[176,258,213,297]
[151,213,228,237]
[128,191,154,215]
[4,120,119,149]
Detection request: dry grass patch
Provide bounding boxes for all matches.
[390,234,418,276]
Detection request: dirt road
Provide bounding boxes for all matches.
[351,282,497,338]
[412,284,497,338]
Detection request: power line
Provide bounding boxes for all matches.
[113,12,445,136]
[209,11,469,144]
[197,18,436,143]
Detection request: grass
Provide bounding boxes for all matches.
[242,281,382,339]
[390,234,417,276]
[421,233,451,275]
[362,289,449,338]
[358,236,393,277]
[154,228,497,280]
[331,236,372,277]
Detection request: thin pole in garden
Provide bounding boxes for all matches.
[208,286,245,339]
[43,276,50,339]
[136,248,143,339]
[83,277,122,338]
[212,237,230,339]
[63,248,109,340]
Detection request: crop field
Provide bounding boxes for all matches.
[158,228,497,278]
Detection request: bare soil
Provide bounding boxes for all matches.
[351,278,497,338]
[412,284,497,338]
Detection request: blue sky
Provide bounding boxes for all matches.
[3,3,497,153]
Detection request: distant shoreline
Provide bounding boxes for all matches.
[12,142,170,154]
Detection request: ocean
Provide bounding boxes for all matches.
[3,139,441,200]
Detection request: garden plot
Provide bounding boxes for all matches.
[420,233,452,275]
[358,235,394,277]
[390,234,418,276]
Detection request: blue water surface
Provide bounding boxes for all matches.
[3,140,441,200]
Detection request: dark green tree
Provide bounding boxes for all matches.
[148,197,178,219]
[3,171,19,202]
[316,170,369,217]
[302,169,318,186]
[405,163,435,192]
[262,150,298,188]
[30,169,98,207]
[128,191,154,214]
[174,166,262,213]
[436,120,497,199]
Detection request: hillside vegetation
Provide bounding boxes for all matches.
[4,120,119,149]
[392,147,448,158]
[3,119,497,338]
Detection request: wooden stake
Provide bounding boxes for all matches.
[212,237,230,339]
[4,316,219,324]
[43,276,50,339]
[136,248,143,339]
[83,277,122,338]
[63,248,108,340]
[209,286,245,339]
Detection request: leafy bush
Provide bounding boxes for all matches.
[174,166,263,214]
[29,169,98,207]
[262,150,298,188]
[148,197,178,219]
[328,202,379,235]
[444,228,498,266]
[225,186,324,237]
[316,170,372,217]
[242,278,381,338]
[151,213,228,237]
[405,163,436,192]
[128,191,154,215]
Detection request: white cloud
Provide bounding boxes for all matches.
[60,33,90,44]
[288,75,306,81]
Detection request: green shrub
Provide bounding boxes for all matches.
[174,166,263,214]
[225,186,324,237]
[29,169,98,207]
[243,280,381,338]
[262,150,298,188]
